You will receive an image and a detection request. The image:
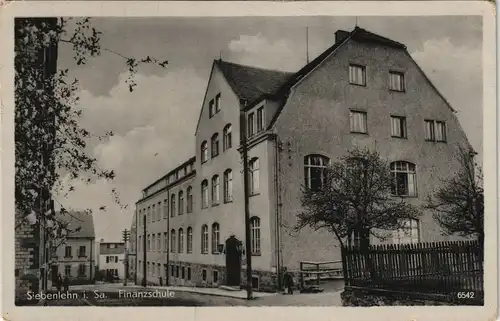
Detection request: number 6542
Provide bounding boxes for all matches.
[457,292,475,299]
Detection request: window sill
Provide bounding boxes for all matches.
[391,194,418,199]
[201,252,208,255]
[212,203,220,207]
[251,252,261,256]
[349,82,366,87]
[389,89,405,93]
[250,192,260,197]
[224,199,233,204]
[350,131,368,135]
[391,135,407,139]
[212,252,220,255]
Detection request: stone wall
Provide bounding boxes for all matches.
[143,260,279,292]
[15,210,40,304]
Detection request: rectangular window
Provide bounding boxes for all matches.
[152,204,156,222]
[389,71,405,92]
[78,246,86,257]
[425,120,435,141]
[436,121,446,142]
[64,246,72,258]
[209,99,214,118]
[425,120,446,142]
[171,265,175,277]
[152,234,156,251]
[181,266,186,279]
[164,232,168,252]
[215,94,221,113]
[176,266,180,278]
[163,200,168,218]
[248,113,255,137]
[390,116,407,138]
[256,107,264,132]
[187,267,192,281]
[349,111,367,134]
[202,269,207,281]
[115,256,118,263]
[349,64,366,86]
[213,270,219,283]
[393,219,420,244]
[65,265,71,277]
[157,233,161,251]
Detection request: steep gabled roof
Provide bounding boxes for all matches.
[214,59,294,106]
[57,211,95,238]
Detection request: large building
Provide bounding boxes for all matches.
[98,241,126,280]
[50,211,96,285]
[133,27,473,291]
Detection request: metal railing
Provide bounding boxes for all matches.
[299,260,343,288]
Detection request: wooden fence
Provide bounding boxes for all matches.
[341,240,484,298]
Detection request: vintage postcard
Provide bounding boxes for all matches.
[0,1,497,321]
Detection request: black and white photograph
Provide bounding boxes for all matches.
[1,1,497,319]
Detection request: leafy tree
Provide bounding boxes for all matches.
[426,146,484,247]
[296,147,422,249]
[15,18,167,244]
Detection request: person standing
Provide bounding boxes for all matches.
[56,273,62,292]
[63,274,70,292]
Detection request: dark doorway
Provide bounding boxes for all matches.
[51,265,58,283]
[225,236,241,286]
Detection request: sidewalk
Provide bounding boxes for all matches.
[71,283,343,305]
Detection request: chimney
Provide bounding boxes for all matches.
[335,30,350,44]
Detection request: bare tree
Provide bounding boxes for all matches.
[296,147,422,249]
[426,146,484,247]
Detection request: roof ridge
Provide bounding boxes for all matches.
[216,59,295,75]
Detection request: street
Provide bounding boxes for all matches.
[40,282,344,306]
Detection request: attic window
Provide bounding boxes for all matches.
[209,100,215,118]
[389,71,405,92]
[349,64,366,86]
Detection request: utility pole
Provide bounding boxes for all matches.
[122,229,129,286]
[239,104,253,300]
[142,215,147,287]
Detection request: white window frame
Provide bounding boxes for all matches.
[349,64,366,86]
[201,141,208,163]
[224,169,233,203]
[304,154,330,190]
[389,71,405,92]
[201,225,209,254]
[178,228,184,253]
[212,175,220,205]
[250,217,261,255]
[223,124,232,150]
[211,223,220,254]
[249,158,260,195]
[392,219,420,244]
[390,115,407,138]
[349,110,368,134]
[390,161,417,197]
[201,180,209,208]
[187,227,193,253]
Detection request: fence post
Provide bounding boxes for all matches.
[300,262,304,289]
[316,263,320,286]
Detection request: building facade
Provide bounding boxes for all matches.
[128,211,137,281]
[134,27,473,291]
[98,241,126,280]
[51,212,96,285]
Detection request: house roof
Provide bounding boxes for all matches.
[215,59,294,106]
[56,211,95,238]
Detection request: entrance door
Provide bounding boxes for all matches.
[51,265,58,283]
[225,236,241,286]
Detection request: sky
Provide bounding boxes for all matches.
[55,16,483,242]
